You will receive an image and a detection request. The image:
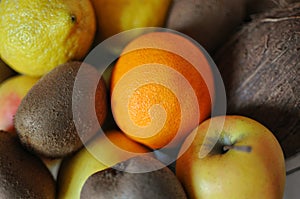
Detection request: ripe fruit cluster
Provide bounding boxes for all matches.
[0,1,298,199]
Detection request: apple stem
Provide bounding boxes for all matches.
[223,145,252,153]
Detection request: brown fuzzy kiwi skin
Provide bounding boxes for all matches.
[214,3,300,158]
[14,61,107,158]
[246,0,300,14]
[80,156,187,199]
[166,0,247,53]
[0,131,55,199]
[0,59,16,84]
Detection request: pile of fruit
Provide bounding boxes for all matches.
[0,0,299,198]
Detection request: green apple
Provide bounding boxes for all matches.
[176,115,286,199]
[0,75,39,132]
[56,130,150,199]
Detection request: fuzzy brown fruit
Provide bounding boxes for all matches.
[246,0,300,14]
[166,0,247,52]
[80,156,187,199]
[214,3,300,157]
[0,131,55,198]
[14,61,107,158]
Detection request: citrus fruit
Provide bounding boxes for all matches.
[0,75,39,132]
[0,0,96,76]
[110,32,214,149]
[57,130,150,199]
[90,0,172,42]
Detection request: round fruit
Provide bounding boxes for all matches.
[166,0,247,52]
[57,130,150,199]
[176,116,285,199]
[0,0,96,76]
[90,0,171,43]
[246,0,300,14]
[14,62,107,158]
[0,75,39,132]
[80,156,187,199]
[111,31,214,149]
[0,131,55,198]
[214,3,300,157]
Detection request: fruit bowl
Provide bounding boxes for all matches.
[0,0,299,198]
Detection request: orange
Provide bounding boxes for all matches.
[110,32,214,149]
[0,0,96,76]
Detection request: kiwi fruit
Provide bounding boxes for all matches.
[246,0,300,14]
[0,130,55,198]
[214,3,300,157]
[14,61,107,158]
[80,156,187,199]
[56,130,150,199]
[166,0,247,52]
[0,59,15,84]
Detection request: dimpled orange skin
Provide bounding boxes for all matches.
[111,32,214,149]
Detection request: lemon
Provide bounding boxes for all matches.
[0,0,96,77]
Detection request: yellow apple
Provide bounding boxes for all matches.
[56,130,150,199]
[176,115,286,199]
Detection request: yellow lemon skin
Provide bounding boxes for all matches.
[90,0,172,42]
[0,0,96,77]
